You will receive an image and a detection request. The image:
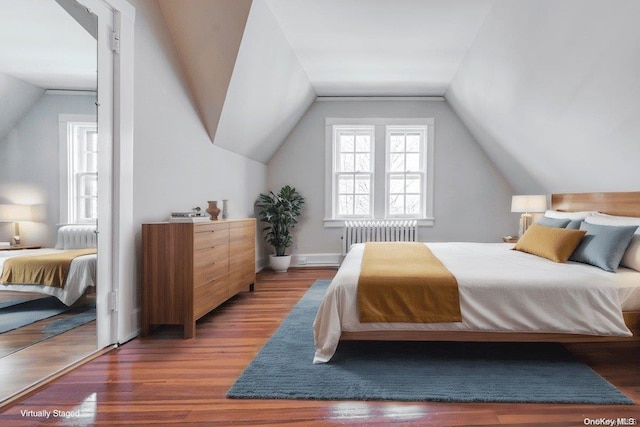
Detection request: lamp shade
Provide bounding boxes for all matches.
[0,204,33,222]
[511,195,547,213]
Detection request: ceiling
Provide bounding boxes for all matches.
[0,0,96,90]
[160,0,640,195]
[266,0,495,96]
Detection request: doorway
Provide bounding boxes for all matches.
[0,0,135,405]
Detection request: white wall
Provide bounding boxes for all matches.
[447,0,640,194]
[128,0,268,331]
[0,93,96,246]
[267,99,515,264]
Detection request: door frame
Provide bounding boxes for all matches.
[76,0,135,348]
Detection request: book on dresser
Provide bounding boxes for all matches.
[141,218,256,338]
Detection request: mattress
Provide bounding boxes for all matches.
[313,242,640,363]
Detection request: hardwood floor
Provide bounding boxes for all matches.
[0,291,98,404]
[1,267,639,426]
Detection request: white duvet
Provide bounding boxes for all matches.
[313,242,640,363]
[0,248,96,306]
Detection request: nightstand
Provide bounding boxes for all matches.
[502,236,518,243]
[0,245,41,251]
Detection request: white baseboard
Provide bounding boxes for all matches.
[258,253,343,269]
[291,253,342,267]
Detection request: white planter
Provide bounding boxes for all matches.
[269,254,292,273]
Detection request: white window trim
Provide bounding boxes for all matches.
[59,114,98,225]
[324,118,435,228]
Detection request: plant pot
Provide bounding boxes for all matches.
[269,254,292,273]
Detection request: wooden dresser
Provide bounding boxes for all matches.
[141,218,256,338]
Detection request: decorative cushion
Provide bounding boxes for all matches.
[621,235,640,272]
[543,210,596,220]
[565,219,583,229]
[585,213,640,271]
[569,222,638,272]
[536,217,571,228]
[513,224,586,263]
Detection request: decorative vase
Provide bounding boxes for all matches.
[206,200,221,220]
[269,254,291,273]
[222,199,229,219]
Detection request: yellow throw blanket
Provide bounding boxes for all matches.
[358,242,462,323]
[0,249,96,288]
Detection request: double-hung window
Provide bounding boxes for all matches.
[333,126,375,218]
[59,115,98,224]
[386,126,426,218]
[325,118,434,227]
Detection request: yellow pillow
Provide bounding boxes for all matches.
[513,223,586,262]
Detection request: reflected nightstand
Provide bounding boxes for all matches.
[502,236,518,244]
[0,245,41,251]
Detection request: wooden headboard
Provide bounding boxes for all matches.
[552,191,640,217]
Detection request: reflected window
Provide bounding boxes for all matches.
[59,115,97,224]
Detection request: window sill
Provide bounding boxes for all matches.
[323,218,435,228]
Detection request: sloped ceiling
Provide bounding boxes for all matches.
[0,0,95,142]
[157,0,253,149]
[161,0,640,192]
[0,0,96,90]
[0,73,43,142]
[447,0,640,193]
[213,0,316,162]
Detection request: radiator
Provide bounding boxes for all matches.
[55,225,98,250]
[342,220,418,255]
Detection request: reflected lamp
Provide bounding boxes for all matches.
[0,204,33,246]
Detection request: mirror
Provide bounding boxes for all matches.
[0,0,99,404]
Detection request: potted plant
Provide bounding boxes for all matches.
[257,185,305,272]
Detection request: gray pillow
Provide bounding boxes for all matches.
[569,222,639,272]
[536,216,571,228]
[565,219,582,229]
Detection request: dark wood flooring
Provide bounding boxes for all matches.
[0,291,97,404]
[0,267,638,426]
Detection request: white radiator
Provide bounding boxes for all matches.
[55,225,97,249]
[342,220,418,255]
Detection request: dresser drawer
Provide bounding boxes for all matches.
[194,256,228,283]
[194,244,228,268]
[194,227,229,251]
[193,276,228,319]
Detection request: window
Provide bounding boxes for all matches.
[386,127,426,218]
[325,118,434,227]
[59,115,98,224]
[333,126,375,218]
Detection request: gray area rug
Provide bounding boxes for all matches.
[0,296,69,334]
[0,295,43,310]
[227,280,633,404]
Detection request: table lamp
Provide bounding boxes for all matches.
[0,204,33,246]
[511,195,547,237]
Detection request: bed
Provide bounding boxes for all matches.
[0,225,97,306]
[313,192,640,363]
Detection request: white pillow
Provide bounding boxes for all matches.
[585,213,640,271]
[543,210,597,220]
[588,212,640,224]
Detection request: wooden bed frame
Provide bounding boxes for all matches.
[341,191,640,343]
